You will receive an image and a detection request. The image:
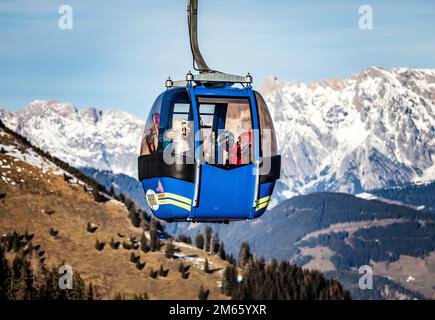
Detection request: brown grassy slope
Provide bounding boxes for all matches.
[0,128,229,299]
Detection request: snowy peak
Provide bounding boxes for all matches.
[79,108,103,124]
[259,67,435,197]
[0,67,433,202]
[0,100,145,178]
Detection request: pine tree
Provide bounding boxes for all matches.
[128,208,142,228]
[49,228,59,238]
[6,235,14,252]
[133,291,149,300]
[236,278,252,300]
[87,222,98,233]
[0,246,12,299]
[198,285,209,300]
[95,240,105,251]
[158,265,169,277]
[149,229,160,252]
[221,265,238,296]
[136,261,146,270]
[114,292,124,300]
[149,269,158,279]
[69,271,86,299]
[204,226,212,251]
[226,254,236,265]
[92,188,105,202]
[177,234,192,244]
[120,193,126,203]
[130,252,140,263]
[140,232,149,253]
[239,242,251,268]
[178,263,190,280]
[63,173,70,182]
[150,218,162,232]
[87,283,94,300]
[22,258,35,299]
[178,262,186,273]
[110,238,120,249]
[218,241,226,260]
[12,234,21,253]
[204,259,211,274]
[195,232,204,250]
[122,241,132,250]
[213,233,220,254]
[24,230,34,241]
[165,240,175,259]
[11,255,27,299]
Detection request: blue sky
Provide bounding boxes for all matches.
[0,0,434,118]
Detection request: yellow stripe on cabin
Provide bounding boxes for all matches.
[158,199,191,212]
[256,201,269,211]
[256,195,271,206]
[158,192,192,205]
[255,195,272,211]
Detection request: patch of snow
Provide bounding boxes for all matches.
[108,199,124,206]
[0,131,88,186]
[356,192,378,200]
[174,253,204,266]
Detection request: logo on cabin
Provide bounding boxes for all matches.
[146,189,159,211]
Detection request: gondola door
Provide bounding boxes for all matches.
[190,90,260,221]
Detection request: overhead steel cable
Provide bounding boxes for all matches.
[187,0,217,73]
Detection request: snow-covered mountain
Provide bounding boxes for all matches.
[259,67,435,198]
[1,67,434,203]
[0,100,145,178]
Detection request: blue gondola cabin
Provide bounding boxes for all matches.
[139,81,280,223]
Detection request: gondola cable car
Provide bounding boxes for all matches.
[138,0,281,223]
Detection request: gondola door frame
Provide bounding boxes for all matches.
[187,84,261,221]
[188,83,201,220]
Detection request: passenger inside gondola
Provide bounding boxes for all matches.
[198,97,253,166]
[141,112,160,155]
[163,118,194,157]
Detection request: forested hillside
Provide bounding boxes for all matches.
[167,192,435,299]
[1,120,349,300]
[370,182,435,214]
[0,120,230,299]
